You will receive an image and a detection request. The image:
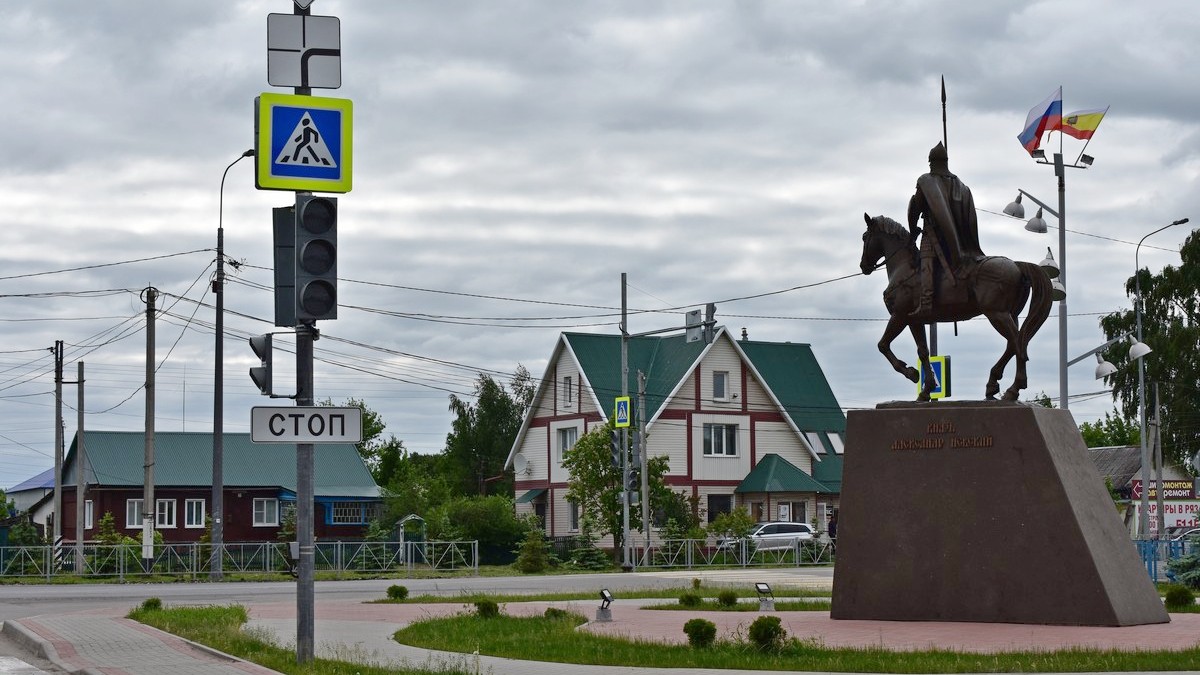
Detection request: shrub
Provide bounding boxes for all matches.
[140,597,162,612]
[474,599,500,619]
[1167,553,1200,590]
[1164,584,1195,610]
[544,607,571,620]
[678,591,702,607]
[748,615,786,652]
[716,589,739,608]
[386,584,409,601]
[691,577,702,590]
[683,617,717,648]
[514,516,551,573]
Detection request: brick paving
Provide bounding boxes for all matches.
[7,594,1200,674]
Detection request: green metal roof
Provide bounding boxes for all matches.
[564,332,707,423]
[735,453,833,494]
[737,340,846,434]
[65,431,380,498]
[812,444,843,494]
[515,488,546,504]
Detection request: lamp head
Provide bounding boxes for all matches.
[1127,334,1152,360]
[1093,353,1118,379]
[600,589,613,609]
[1032,149,1046,160]
[1025,208,1048,234]
[1038,247,1059,279]
[1051,279,1066,302]
[755,582,772,596]
[1080,154,1094,166]
[1003,194,1025,219]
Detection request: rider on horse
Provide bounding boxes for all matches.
[907,142,986,317]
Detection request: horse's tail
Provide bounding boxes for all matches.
[1016,261,1053,348]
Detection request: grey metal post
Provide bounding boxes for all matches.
[296,322,316,662]
[1153,382,1165,536]
[143,287,158,571]
[1134,217,1189,537]
[1053,153,1068,410]
[74,362,85,573]
[212,149,253,580]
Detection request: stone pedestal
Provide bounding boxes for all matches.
[595,607,612,622]
[831,401,1168,626]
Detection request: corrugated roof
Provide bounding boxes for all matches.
[6,467,54,493]
[65,431,379,498]
[564,331,707,423]
[1087,445,1142,488]
[735,453,833,494]
[737,340,846,433]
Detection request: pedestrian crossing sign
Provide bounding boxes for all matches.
[614,397,631,428]
[917,354,951,399]
[255,93,352,193]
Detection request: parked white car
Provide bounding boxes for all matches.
[717,521,816,552]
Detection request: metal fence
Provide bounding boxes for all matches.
[1136,537,1199,584]
[0,540,479,581]
[635,538,834,568]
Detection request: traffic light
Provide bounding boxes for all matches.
[610,430,621,469]
[627,465,641,491]
[703,303,717,343]
[294,194,337,321]
[249,334,273,396]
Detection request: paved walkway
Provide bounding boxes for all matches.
[6,595,1200,674]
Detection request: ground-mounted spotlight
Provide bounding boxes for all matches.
[756,582,774,611]
[596,588,614,622]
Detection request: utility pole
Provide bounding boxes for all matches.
[142,287,157,572]
[74,362,85,573]
[295,322,316,662]
[638,370,649,557]
[52,341,63,549]
[1153,382,1165,537]
[619,273,631,571]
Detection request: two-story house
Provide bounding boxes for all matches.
[505,327,845,544]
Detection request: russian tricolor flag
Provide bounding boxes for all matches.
[1017,87,1062,156]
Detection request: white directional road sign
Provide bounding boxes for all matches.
[251,406,363,443]
[267,13,341,89]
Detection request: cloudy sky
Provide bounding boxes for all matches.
[2,1,1198,490]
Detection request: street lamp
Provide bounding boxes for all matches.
[1005,184,1073,408]
[213,149,254,580]
[1134,217,1190,538]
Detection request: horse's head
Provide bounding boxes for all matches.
[860,213,884,275]
[860,213,911,275]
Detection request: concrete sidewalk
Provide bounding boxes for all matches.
[7,596,1200,675]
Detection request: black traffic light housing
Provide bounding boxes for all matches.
[610,429,621,469]
[249,334,273,396]
[294,194,337,321]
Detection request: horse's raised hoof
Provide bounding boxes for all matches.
[904,366,919,383]
[1002,390,1020,401]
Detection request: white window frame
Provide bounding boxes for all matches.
[713,371,729,401]
[703,423,739,456]
[125,499,144,529]
[562,375,573,407]
[84,500,94,530]
[253,498,279,527]
[185,499,206,529]
[568,501,580,532]
[557,426,579,462]
[156,499,176,528]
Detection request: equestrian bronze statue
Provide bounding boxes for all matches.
[859,146,1053,401]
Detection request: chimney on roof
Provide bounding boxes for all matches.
[740,327,749,341]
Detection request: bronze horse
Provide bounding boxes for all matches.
[858,213,1054,401]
